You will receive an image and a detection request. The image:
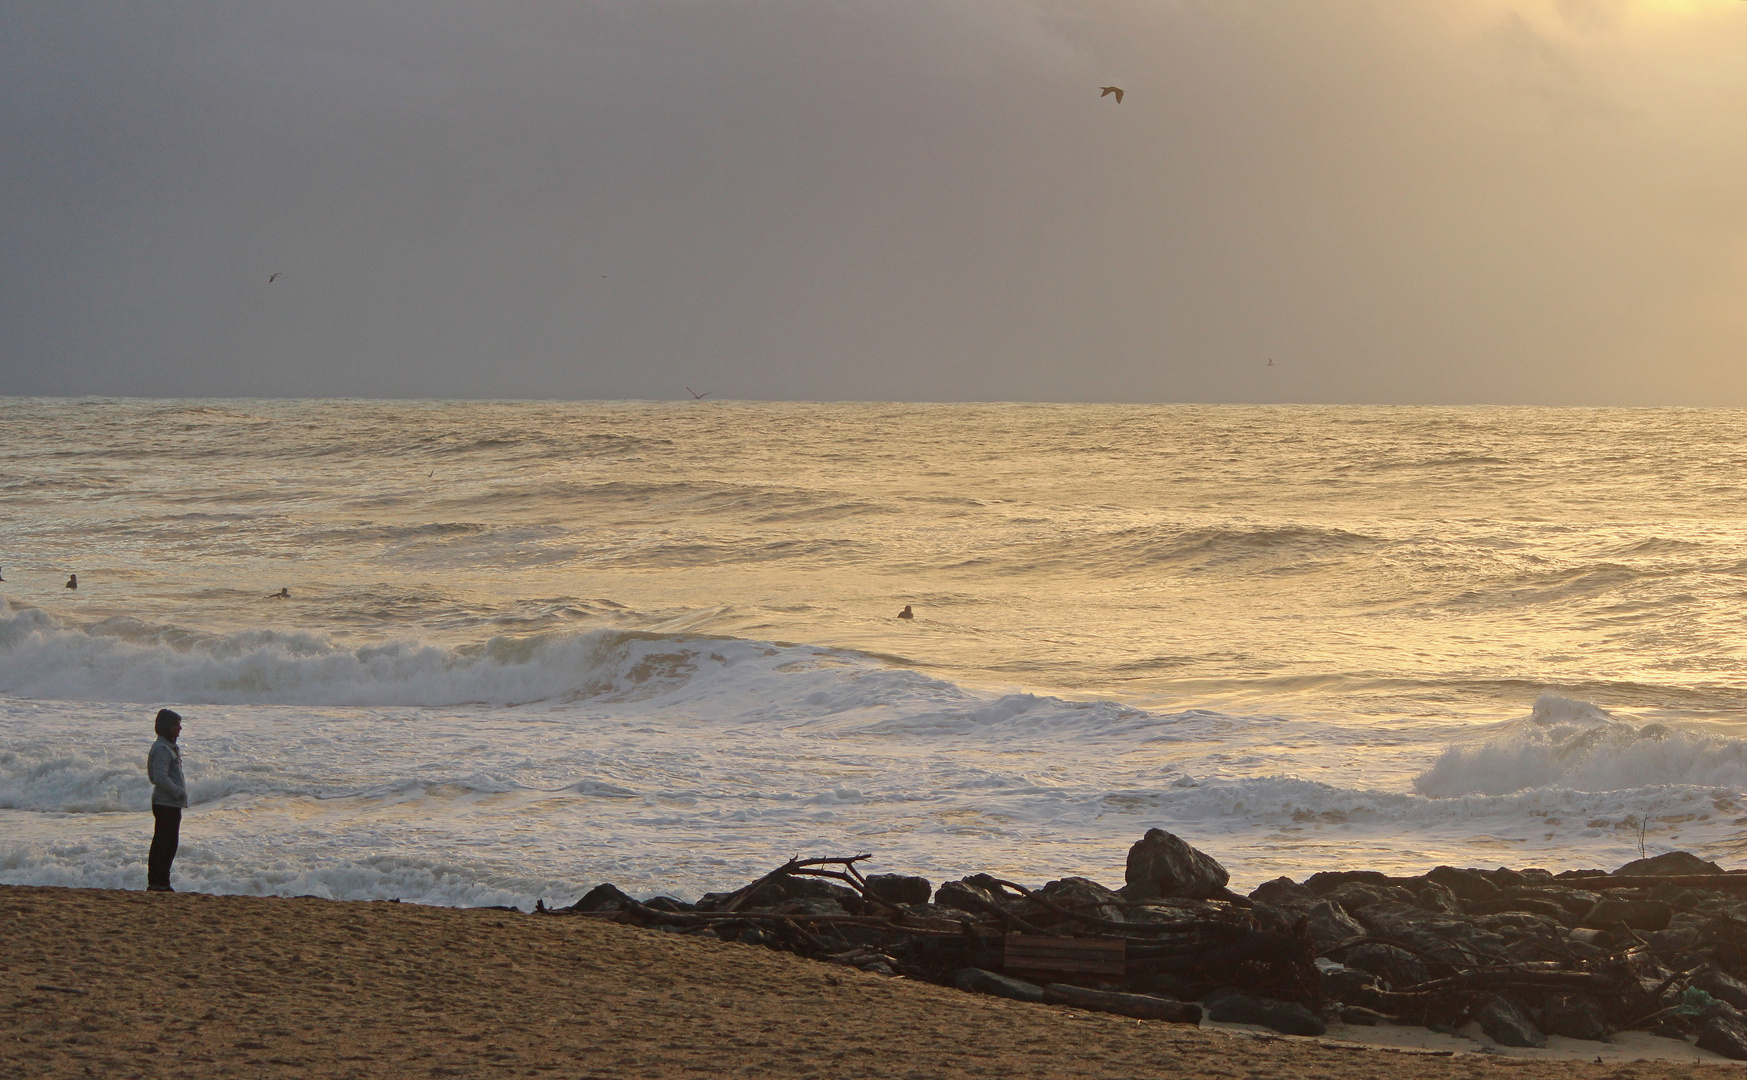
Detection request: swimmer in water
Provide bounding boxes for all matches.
[269,587,289,599]
[66,574,77,589]
[897,604,914,620]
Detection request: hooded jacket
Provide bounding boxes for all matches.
[148,737,187,808]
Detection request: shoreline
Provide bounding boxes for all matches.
[5,883,1740,1079]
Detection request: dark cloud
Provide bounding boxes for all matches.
[3,1,1746,404]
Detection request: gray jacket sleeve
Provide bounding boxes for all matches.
[147,742,187,805]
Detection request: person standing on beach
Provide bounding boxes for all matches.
[146,708,187,892]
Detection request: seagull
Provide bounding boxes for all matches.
[687,387,711,400]
[268,273,281,283]
[1100,86,1124,104]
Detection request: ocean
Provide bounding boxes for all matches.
[4,397,1747,907]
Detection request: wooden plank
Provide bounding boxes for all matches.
[1003,934,1125,978]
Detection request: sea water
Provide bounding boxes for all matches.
[4,398,1747,907]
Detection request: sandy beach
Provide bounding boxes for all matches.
[5,884,1741,1080]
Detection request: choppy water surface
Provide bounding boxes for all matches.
[4,398,1747,905]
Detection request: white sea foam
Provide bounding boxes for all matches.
[1414,694,1747,797]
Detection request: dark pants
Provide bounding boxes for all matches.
[148,803,181,889]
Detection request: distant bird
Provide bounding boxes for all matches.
[1100,86,1124,104]
[268,273,281,283]
[65,574,77,590]
[897,605,914,620]
[269,587,289,599]
[687,387,711,400]
[1267,357,1275,366]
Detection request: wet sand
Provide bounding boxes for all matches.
[3,884,1738,1079]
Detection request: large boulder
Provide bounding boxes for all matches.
[1699,1014,1747,1061]
[1339,943,1428,989]
[1249,877,1314,911]
[1354,902,1511,968]
[936,877,1006,915]
[569,882,634,912]
[1304,900,1366,957]
[1304,870,1394,895]
[1476,995,1546,1048]
[1615,851,1724,877]
[1120,829,1229,901]
[1424,866,1499,901]
[1035,876,1126,924]
[1584,897,1673,933]
[865,874,931,906]
[1541,994,1609,1041]
[1696,969,1747,1012]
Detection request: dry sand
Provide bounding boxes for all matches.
[3,884,1740,1079]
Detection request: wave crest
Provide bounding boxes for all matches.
[1413,694,1747,797]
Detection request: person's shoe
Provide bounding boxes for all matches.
[146,884,174,893]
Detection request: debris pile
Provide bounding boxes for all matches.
[546,832,1747,1057]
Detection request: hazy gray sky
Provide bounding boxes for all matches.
[4,1,1745,404]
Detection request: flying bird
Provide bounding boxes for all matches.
[1100,86,1124,104]
[687,387,711,400]
[268,273,281,283]
[1267,358,1275,366]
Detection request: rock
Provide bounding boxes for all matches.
[698,874,863,913]
[1696,969,1747,1012]
[1424,866,1500,901]
[1584,897,1673,933]
[570,883,634,912]
[1339,943,1428,989]
[1566,926,1612,948]
[1479,867,1530,889]
[1413,881,1464,915]
[1304,900,1366,957]
[1616,851,1725,877]
[1304,870,1394,895]
[1249,877,1314,910]
[1476,911,1563,938]
[1325,881,1416,914]
[1042,984,1203,1023]
[1464,897,1572,923]
[1541,994,1609,1041]
[1204,989,1327,1036]
[1698,1014,1747,1060]
[782,897,852,917]
[866,874,931,906]
[1512,887,1603,919]
[936,878,1004,915]
[1475,995,1547,1048]
[955,967,1045,1003]
[1035,876,1126,923]
[1355,902,1511,968]
[1315,958,1383,1006]
[1121,829,1229,901]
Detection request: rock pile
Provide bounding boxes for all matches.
[550,836,1747,1057]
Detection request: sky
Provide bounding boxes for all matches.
[3,0,1746,405]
